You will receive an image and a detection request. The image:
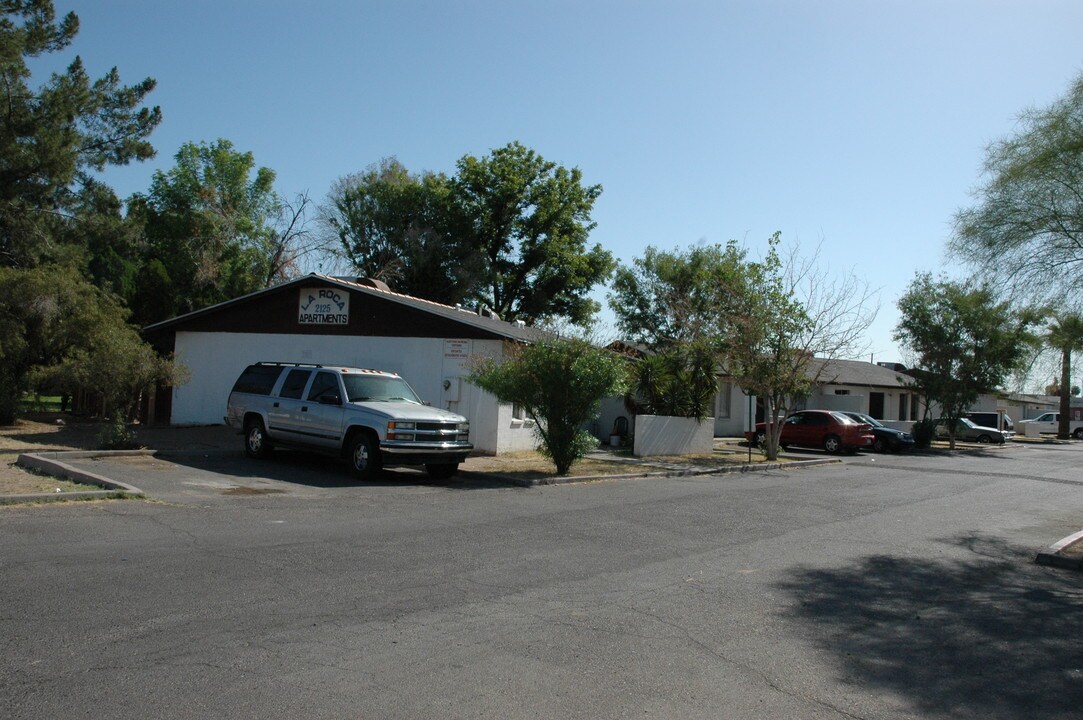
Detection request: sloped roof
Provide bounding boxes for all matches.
[809,358,915,388]
[144,273,551,344]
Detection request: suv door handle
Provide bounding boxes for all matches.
[273,402,279,408]
[301,406,308,412]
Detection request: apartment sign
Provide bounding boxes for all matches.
[298,288,350,325]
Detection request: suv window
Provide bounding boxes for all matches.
[307,371,341,402]
[231,365,283,396]
[279,369,312,399]
[343,375,422,404]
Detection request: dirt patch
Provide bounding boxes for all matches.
[0,415,105,495]
[222,486,287,496]
[94,455,176,471]
[462,452,635,480]
[461,448,784,481]
[1059,539,1083,557]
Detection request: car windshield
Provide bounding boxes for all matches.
[846,413,882,427]
[958,418,977,428]
[342,375,422,404]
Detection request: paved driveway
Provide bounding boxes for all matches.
[3,442,1083,719]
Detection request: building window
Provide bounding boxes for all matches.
[834,389,850,395]
[716,381,732,418]
[512,403,526,421]
[899,394,909,421]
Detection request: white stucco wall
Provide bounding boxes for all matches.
[634,415,714,456]
[170,331,536,454]
[713,382,753,437]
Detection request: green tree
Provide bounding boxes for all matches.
[715,236,818,461]
[951,72,1083,305]
[67,178,144,298]
[894,274,1040,449]
[132,139,280,324]
[469,338,629,475]
[1046,312,1083,439]
[323,158,479,303]
[452,142,614,324]
[0,0,161,268]
[609,244,747,348]
[326,143,614,325]
[0,265,182,425]
[610,235,877,461]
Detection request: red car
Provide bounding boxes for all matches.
[745,410,875,453]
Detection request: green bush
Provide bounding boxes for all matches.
[97,417,139,450]
[911,418,937,448]
[469,338,628,475]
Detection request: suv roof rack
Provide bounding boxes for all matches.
[254,361,324,368]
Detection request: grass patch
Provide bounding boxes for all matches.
[17,395,64,413]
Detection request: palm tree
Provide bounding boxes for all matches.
[1047,313,1083,440]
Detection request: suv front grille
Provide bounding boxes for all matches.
[416,422,457,432]
[399,422,469,443]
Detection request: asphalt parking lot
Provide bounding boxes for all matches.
[4,439,1083,719]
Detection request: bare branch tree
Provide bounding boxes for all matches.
[264,191,339,285]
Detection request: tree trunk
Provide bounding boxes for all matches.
[1058,347,1071,440]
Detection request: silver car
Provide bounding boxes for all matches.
[933,417,1011,444]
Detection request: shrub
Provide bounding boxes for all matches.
[97,417,139,450]
[625,342,717,420]
[911,418,937,448]
[469,338,628,475]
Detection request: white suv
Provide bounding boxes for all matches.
[225,363,472,480]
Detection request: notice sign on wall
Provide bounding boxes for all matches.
[298,288,350,325]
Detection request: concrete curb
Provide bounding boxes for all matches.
[9,450,149,504]
[1035,529,1083,570]
[472,457,840,488]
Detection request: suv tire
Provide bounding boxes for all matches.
[244,418,273,458]
[349,433,381,481]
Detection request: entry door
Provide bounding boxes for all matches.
[869,392,885,419]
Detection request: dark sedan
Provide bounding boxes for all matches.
[841,412,915,452]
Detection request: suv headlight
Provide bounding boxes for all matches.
[387,421,416,440]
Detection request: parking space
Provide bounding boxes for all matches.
[68,447,515,505]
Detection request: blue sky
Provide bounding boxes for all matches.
[47,0,1083,362]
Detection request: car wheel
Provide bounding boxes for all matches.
[244,418,273,459]
[1074,428,1083,440]
[873,437,886,453]
[426,463,459,480]
[976,434,992,444]
[349,433,381,481]
[823,434,842,454]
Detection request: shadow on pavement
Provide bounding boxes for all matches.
[155,447,516,491]
[776,533,1083,718]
